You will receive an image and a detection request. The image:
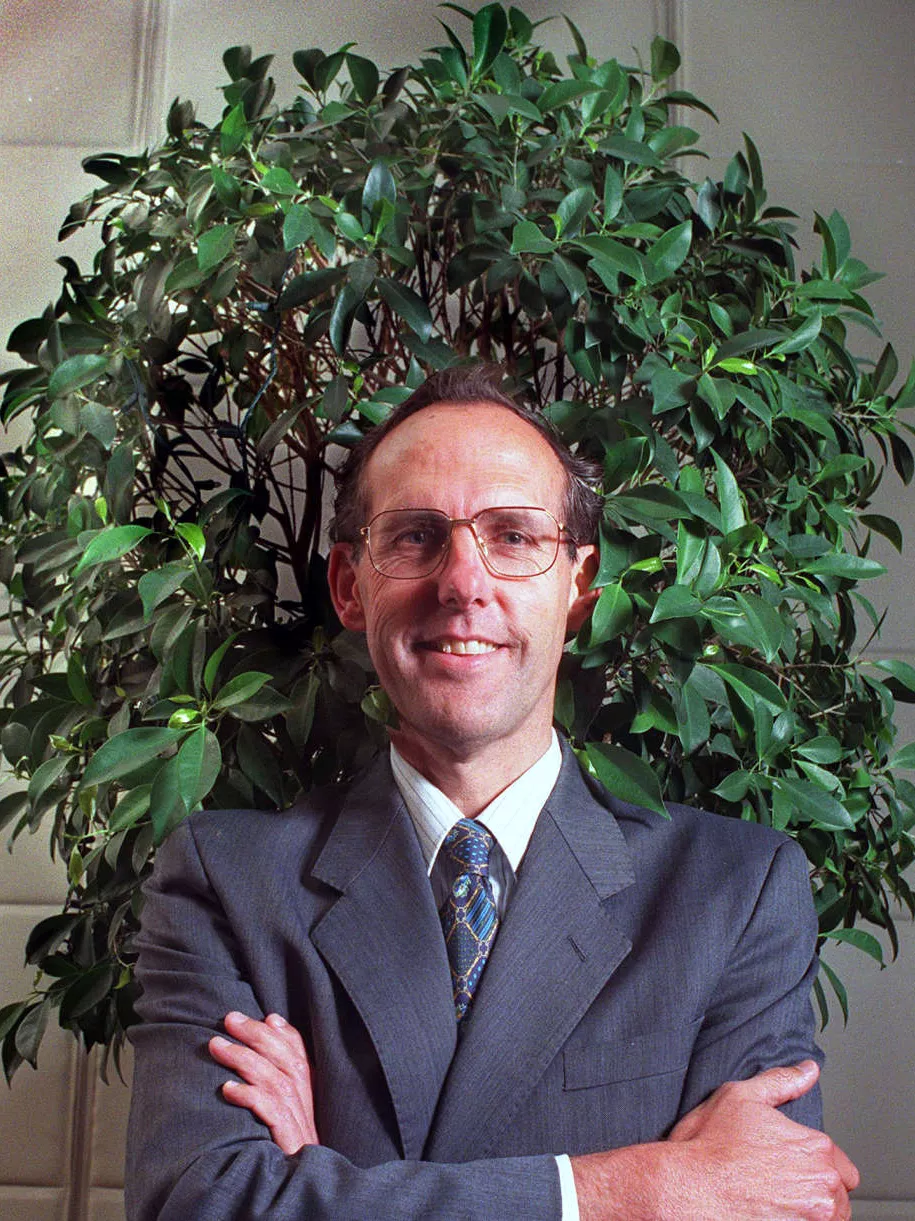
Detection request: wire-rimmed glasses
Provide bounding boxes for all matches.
[358,506,573,579]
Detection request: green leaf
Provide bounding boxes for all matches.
[211,164,240,207]
[48,354,109,400]
[771,312,822,357]
[472,2,508,77]
[890,743,915,770]
[283,203,315,252]
[649,365,696,413]
[732,592,785,663]
[27,756,70,806]
[59,965,117,1024]
[796,736,844,765]
[803,554,886,580]
[555,187,594,239]
[825,928,885,965]
[347,52,380,102]
[713,770,753,803]
[599,134,662,168]
[229,687,294,723]
[538,80,597,113]
[336,211,366,243]
[260,166,298,196]
[589,582,632,645]
[73,525,153,575]
[25,914,80,964]
[175,522,206,561]
[14,999,50,1069]
[817,957,849,1025]
[174,726,214,811]
[220,103,248,156]
[377,279,433,341]
[647,221,692,278]
[772,777,856,830]
[203,632,240,695]
[675,677,711,756]
[650,585,701,622]
[873,659,915,694]
[707,663,787,713]
[81,727,186,787]
[148,754,186,843]
[211,671,272,710]
[138,563,190,620]
[603,166,624,221]
[650,35,680,82]
[860,513,903,553]
[66,653,94,705]
[80,401,117,448]
[277,266,346,309]
[108,785,152,833]
[511,220,554,255]
[362,160,397,220]
[576,235,644,283]
[711,449,745,533]
[585,743,668,818]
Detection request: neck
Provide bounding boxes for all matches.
[389,725,554,816]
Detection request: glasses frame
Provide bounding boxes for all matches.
[357,506,576,580]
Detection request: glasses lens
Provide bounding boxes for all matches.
[368,510,451,576]
[475,507,560,576]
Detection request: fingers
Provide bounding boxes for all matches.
[208,1011,319,1154]
[831,1140,860,1192]
[223,1010,310,1070]
[220,1078,311,1155]
[730,1059,821,1108]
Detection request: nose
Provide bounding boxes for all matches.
[434,522,493,607]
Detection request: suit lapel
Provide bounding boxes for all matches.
[309,756,456,1160]
[425,751,636,1163]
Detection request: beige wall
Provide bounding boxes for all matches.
[1,1,913,1216]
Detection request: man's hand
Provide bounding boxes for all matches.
[208,1011,319,1154]
[572,1060,859,1221]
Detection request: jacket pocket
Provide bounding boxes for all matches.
[563,1020,701,1090]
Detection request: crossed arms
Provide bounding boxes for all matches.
[211,1011,857,1220]
[125,798,857,1221]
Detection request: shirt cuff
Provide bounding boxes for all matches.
[555,1154,581,1221]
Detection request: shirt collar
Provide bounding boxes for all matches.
[390,730,563,877]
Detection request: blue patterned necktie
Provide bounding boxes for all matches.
[439,818,500,1024]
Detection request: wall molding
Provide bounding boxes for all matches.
[132,0,171,150]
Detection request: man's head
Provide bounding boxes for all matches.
[327,366,602,773]
[332,365,603,553]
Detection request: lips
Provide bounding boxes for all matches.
[419,638,500,655]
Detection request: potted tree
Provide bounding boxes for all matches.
[1,2,913,1078]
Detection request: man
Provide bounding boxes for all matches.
[126,366,858,1219]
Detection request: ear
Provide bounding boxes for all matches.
[328,543,367,632]
[566,544,600,634]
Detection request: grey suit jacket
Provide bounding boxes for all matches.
[125,746,822,1220]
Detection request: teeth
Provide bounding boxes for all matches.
[433,640,497,655]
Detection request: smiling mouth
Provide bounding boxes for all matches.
[421,639,499,655]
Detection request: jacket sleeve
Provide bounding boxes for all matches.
[676,836,824,1129]
[125,819,562,1221]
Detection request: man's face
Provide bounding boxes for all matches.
[328,401,597,768]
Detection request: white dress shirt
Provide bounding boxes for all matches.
[390,731,581,1221]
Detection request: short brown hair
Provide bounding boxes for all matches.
[331,364,604,551]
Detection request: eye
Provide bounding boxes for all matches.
[393,526,434,548]
[496,527,533,547]
[381,514,448,552]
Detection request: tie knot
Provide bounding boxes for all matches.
[442,817,495,878]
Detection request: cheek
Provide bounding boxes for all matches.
[358,583,416,658]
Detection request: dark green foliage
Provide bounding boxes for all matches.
[1,3,913,1074]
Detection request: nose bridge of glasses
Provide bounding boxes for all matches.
[444,516,490,565]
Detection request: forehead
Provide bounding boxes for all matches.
[361,400,567,517]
